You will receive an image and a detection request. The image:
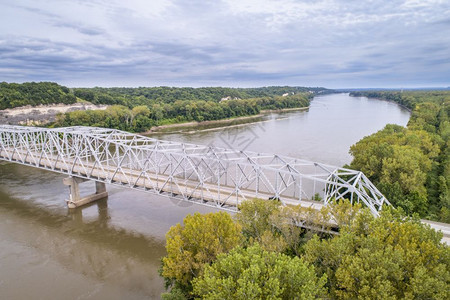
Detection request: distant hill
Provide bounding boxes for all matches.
[0,82,76,110]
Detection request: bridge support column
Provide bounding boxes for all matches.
[63,176,108,208]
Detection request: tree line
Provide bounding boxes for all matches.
[0,82,322,132]
[159,199,449,299]
[0,81,76,109]
[71,86,326,107]
[349,91,450,222]
[53,92,312,132]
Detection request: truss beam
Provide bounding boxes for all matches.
[0,125,390,215]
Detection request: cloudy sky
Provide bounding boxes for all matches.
[0,0,449,88]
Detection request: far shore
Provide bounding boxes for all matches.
[348,93,412,112]
[142,106,309,135]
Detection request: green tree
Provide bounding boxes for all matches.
[131,105,150,118]
[235,198,281,241]
[192,244,327,300]
[235,198,298,253]
[304,208,450,299]
[349,90,450,221]
[349,124,440,216]
[161,212,242,296]
[235,198,338,255]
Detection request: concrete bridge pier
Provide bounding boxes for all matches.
[63,176,108,208]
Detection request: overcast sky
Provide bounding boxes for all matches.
[0,0,449,88]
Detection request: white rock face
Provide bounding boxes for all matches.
[0,103,108,125]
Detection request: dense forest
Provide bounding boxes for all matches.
[71,86,326,107]
[350,91,450,222]
[0,82,76,109]
[54,86,317,132]
[0,82,324,132]
[53,94,311,132]
[159,199,449,299]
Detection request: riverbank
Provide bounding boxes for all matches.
[348,92,412,112]
[142,106,309,134]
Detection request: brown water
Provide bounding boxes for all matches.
[0,93,410,299]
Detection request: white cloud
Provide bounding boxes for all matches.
[0,0,449,87]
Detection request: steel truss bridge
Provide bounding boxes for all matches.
[0,125,392,216]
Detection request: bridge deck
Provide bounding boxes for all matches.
[1,148,324,210]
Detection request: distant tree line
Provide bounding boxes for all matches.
[0,82,326,132]
[0,82,76,109]
[350,91,450,222]
[53,91,312,132]
[71,86,326,107]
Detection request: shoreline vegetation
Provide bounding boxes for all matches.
[50,94,312,133]
[1,83,326,132]
[142,106,309,134]
[48,85,317,132]
[351,92,413,112]
[349,90,450,222]
[0,82,321,132]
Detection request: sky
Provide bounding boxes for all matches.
[0,0,449,88]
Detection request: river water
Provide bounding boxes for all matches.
[0,93,410,299]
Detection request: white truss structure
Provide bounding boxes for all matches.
[0,125,390,216]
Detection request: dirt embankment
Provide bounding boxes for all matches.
[0,103,108,126]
